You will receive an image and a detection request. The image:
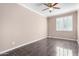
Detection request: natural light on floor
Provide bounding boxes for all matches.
[56,47,73,56]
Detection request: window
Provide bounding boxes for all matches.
[56,15,73,31]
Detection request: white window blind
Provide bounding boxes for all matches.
[56,15,73,31]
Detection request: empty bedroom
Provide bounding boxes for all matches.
[0,3,79,56]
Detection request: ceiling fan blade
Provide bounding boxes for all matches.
[42,8,49,11]
[53,7,60,9]
[53,3,58,6]
[43,3,48,7]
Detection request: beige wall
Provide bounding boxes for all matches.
[47,11,77,40]
[0,4,47,52]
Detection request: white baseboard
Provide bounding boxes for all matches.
[76,39,79,44]
[47,36,77,41]
[0,36,77,55]
[0,37,46,55]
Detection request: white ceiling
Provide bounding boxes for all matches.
[20,3,79,17]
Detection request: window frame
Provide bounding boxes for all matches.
[56,15,73,31]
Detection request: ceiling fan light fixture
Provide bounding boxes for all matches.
[49,8,53,11]
[49,8,53,12]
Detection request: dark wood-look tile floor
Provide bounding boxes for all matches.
[47,38,78,56]
[0,38,78,56]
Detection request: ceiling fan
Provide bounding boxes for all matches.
[42,3,60,12]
